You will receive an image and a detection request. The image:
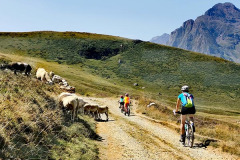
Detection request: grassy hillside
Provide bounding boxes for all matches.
[0,68,99,159]
[0,31,240,156]
[0,31,132,64]
[0,32,239,113]
[91,42,240,112]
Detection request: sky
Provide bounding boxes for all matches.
[0,0,239,41]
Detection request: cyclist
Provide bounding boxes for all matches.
[118,95,124,108]
[175,85,196,144]
[124,93,130,113]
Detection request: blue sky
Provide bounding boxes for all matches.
[0,0,239,40]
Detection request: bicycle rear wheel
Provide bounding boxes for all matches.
[121,105,124,113]
[187,124,194,148]
[127,107,130,116]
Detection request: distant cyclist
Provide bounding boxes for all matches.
[175,85,196,143]
[118,95,124,108]
[124,93,130,113]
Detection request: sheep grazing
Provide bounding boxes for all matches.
[77,98,87,114]
[61,96,79,121]
[5,62,32,76]
[58,92,87,121]
[52,75,63,83]
[83,104,99,120]
[60,85,75,93]
[0,64,8,70]
[98,106,109,121]
[58,92,76,108]
[83,104,109,121]
[51,75,74,93]
[36,68,53,85]
[49,71,55,79]
[61,79,68,87]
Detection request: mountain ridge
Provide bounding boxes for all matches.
[151,2,240,63]
[150,33,170,45]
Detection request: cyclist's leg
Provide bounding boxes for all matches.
[124,103,128,112]
[188,114,195,132]
[181,114,186,135]
[119,102,122,108]
[189,114,194,122]
[180,114,186,142]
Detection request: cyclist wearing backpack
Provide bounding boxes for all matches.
[175,85,196,143]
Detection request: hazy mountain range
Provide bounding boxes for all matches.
[150,33,170,45]
[150,2,240,63]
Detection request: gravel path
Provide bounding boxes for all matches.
[84,97,238,160]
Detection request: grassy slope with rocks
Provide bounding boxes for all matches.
[0,66,99,159]
[0,31,240,156]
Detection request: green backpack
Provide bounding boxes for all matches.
[184,93,193,108]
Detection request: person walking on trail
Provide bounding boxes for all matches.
[175,85,196,143]
[118,95,124,108]
[124,93,130,113]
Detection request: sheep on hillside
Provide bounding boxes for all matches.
[36,68,53,85]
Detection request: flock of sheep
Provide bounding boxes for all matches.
[36,67,76,93]
[58,92,109,121]
[0,62,109,122]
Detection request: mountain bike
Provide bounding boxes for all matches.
[173,110,195,148]
[124,103,131,116]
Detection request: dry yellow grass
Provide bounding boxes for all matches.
[136,96,240,157]
[0,68,98,159]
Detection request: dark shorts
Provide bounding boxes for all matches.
[181,106,196,115]
[120,102,124,105]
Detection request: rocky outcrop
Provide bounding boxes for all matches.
[166,3,240,63]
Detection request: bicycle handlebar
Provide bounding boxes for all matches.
[173,110,181,115]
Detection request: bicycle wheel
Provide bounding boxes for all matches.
[127,107,130,116]
[121,105,124,113]
[124,106,127,116]
[187,124,194,148]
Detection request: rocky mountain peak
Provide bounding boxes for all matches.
[164,2,240,63]
[182,19,194,28]
[205,2,240,20]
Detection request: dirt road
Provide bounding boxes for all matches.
[85,97,237,160]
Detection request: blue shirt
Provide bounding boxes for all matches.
[120,98,124,103]
[178,92,194,107]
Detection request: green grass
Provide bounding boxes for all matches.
[84,42,240,112]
